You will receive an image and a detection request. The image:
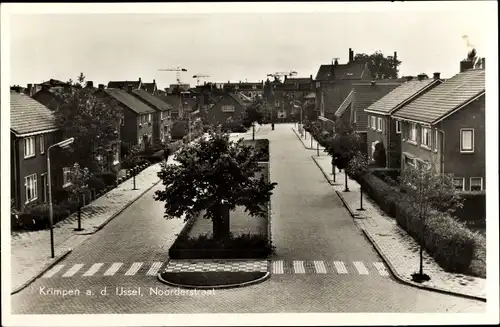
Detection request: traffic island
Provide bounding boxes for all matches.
[158,270,270,289]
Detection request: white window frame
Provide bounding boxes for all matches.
[39,134,45,154]
[62,167,72,188]
[395,120,401,134]
[316,82,321,88]
[469,177,483,191]
[149,113,152,122]
[24,136,35,159]
[221,105,235,112]
[377,117,382,132]
[433,129,438,152]
[138,136,143,145]
[113,145,120,165]
[453,177,465,191]
[408,123,417,143]
[234,85,239,90]
[420,126,431,149]
[252,85,257,90]
[460,128,474,153]
[25,173,38,204]
[371,116,376,130]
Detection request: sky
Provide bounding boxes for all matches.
[4,2,497,90]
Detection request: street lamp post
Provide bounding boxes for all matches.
[47,137,74,258]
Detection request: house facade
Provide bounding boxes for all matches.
[206,93,247,126]
[393,67,485,192]
[223,81,264,100]
[364,74,443,168]
[10,91,63,210]
[269,76,316,122]
[131,89,173,143]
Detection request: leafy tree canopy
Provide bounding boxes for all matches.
[354,51,402,79]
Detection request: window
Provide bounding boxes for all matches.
[371,116,376,130]
[470,177,483,191]
[234,85,239,90]
[371,141,378,160]
[421,127,431,148]
[409,123,417,142]
[377,118,382,131]
[62,167,72,188]
[290,92,295,99]
[221,105,235,112]
[138,136,143,145]
[24,137,35,158]
[316,82,321,89]
[25,174,37,203]
[148,113,152,122]
[460,128,474,153]
[453,178,465,191]
[434,129,438,151]
[252,85,257,90]
[39,134,45,154]
[275,100,280,107]
[121,117,125,126]
[113,145,120,165]
[396,120,401,134]
[41,173,48,203]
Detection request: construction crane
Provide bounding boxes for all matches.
[158,66,188,84]
[192,74,210,86]
[266,70,298,81]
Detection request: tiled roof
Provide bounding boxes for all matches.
[228,93,246,108]
[366,79,440,114]
[10,91,58,135]
[107,81,141,89]
[319,83,354,115]
[157,95,181,109]
[132,89,172,112]
[104,88,156,114]
[315,62,367,81]
[393,69,485,124]
[334,90,354,117]
[284,77,311,84]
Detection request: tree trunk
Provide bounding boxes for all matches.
[252,124,255,140]
[212,203,230,241]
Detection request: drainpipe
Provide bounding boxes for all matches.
[386,116,390,168]
[435,127,445,173]
[13,138,19,209]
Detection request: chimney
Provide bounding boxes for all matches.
[394,51,397,62]
[86,81,93,88]
[433,72,441,80]
[460,60,474,73]
[138,77,142,83]
[127,84,133,93]
[284,75,287,81]
[349,48,354,63]
[417,74,426,81]
[481,58,485,70]
[98,84,105,90]
[370,80,376,86]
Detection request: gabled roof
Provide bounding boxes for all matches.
[366,79,441,115]
[10,91,58,136]
[107,80,141,89]
[334,90,354,117]
[284,77,311,84]
[315,61,367,81]
[132,89,172,112]
[393,69,485,124]
[104,88,155,114]
[228,93,246,108]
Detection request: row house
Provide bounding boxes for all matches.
[10,91,62,210]
[333,79,403,151]
[108,77,158,94]
[316,47,373,130]
[393,65,485,192]
[364,74,443,168]
[206,93,247,127]
[223,81,264,100]
[271,76,316,122]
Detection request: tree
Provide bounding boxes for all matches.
[122,144,142,190]
[54,73,123,172]
[346,151,370,210]
[398,161,463,282]
[245,98,265,140]
[154,127,277,241]
[354,51,402,79]
[68,163,92,231]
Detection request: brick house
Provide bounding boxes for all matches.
[131,88,173,143]
[107,78,142,90]
[97,86,156,153]
[364,74,443,168]
[10,91,63,210]
[393,67,485,192]
[270,76,315,122]
[206,93,247,126]
[223,81,264,100]
[141,79,158,95]
[333,79,403,152]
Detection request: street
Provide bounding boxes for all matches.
[11,124,486,314]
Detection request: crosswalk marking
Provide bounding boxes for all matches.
[146,262,163,276]
[353,261,369,275]
[373,262,389,276]
[62,264,84,277]
[313,260,327,274]
[42,264,65,278]
[272,260,284,274]
[124,262,143,276]
[293,260,305,274]
[103,263,123,276]
[82,263,104,276]
[333,261,348,274]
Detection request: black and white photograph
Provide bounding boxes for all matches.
[1,2,498,326]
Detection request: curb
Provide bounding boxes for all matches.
[311,156,334,186]
[11,249,73,295]
[360,229,486,302]
[335,190,361,218]
[291,127,315,150]
[157,270,271,290]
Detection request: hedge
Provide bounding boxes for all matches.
[242,139,269,162]
[358,172,484,276]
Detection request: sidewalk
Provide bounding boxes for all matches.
[309,152,486,301]
[292,126,325,152]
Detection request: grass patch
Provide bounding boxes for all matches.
[160,271,267,288]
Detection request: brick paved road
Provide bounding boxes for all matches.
[10,124,486,314]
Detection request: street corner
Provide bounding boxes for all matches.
[157,259,270,289]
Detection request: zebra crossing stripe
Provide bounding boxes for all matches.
[293,260,305,274]
[313,260,327,274]
[272,260,284,274]
[146,262,163,276]
[353,261,369,275]
[124,262,143,276]
[103,263,123,276]
[42,264,65,278]
[82,263,104,276]
[333,261,348,274]
[373,262,389,276]
[62,264,84,277]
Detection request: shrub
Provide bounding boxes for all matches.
[52,188,71,204]
[16,203,70,231]
[88,176,107,193]
[175,233,274,253]
[242,139,269,162]
[168,140,183,153]
[94,172,117,187]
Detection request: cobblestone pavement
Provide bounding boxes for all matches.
[164,260,269,273]
[311,149,487,300]
[9,124,487,315]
